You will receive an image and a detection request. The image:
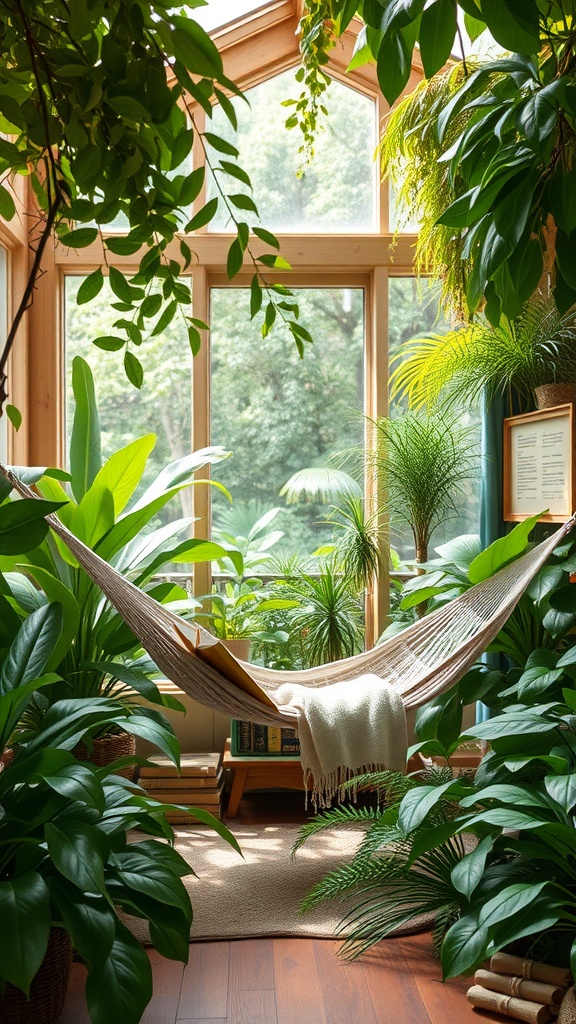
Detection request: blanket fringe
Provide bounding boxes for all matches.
[305,762,388,811]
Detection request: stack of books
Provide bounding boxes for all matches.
[232,720,300,756]
[467,952,573,1023]
[138,752,224,824]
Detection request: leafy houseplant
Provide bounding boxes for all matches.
[298,1,576,320]
[390,295,576,416]
[1,356,232,747]
[296,518,576,978]
[0,601,239,1024]
[372,413,477,567]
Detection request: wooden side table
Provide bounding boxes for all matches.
[223,739,311,817]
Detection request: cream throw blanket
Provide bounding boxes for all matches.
[274,672,407,809]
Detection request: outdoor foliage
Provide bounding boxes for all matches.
[0,1,311,417]
[299,1,576,319]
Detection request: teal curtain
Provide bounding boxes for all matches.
[477,390,506,723]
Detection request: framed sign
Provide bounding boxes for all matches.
[503,404,575,522]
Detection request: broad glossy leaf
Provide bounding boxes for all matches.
[468,514,542,583]
[459,784,553,810]
[19,565,79,670]
[441,910,488,979]
[51,878,115,967]
[40,763,105,813]
[0,603,63,696]
[0,873,51,994]
[398,779,467,833]
[0,498,66,554]
[544,772,576,813]
[479,881,547,929]
[450,835,493,900]
[45,821,109,894]
[465,711,559,741]
[85,923,153,1024]
[419,0,456,78]
[481,0,540,54]
[70,357,102,502]
[83,434,157,521]
[129,447,228,512]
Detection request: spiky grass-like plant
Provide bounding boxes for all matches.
[390,296,576,415]
[322,496,381,593]
[293,766,469,959]
[372,414,477,565]
[283,559,364,666]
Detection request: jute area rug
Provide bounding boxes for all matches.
[128,822,433,943]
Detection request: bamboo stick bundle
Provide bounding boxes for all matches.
[475,969,566,1007]
[467,985,555,1023]
[490,954,573,990]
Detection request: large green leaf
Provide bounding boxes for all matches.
[482,0,540,51]
[45,821,109,894]
[51,877,116,968]
[0,675,61,754]
[129,447,228,512]
[0,603,63,696]
[468,514,542,584]
[70,356,102,502]
[419,0,457,78]
[81,434,157,520]
[115,849,192,918]
[40,763,105,813]
[479,881,548,929]
[544,772,576,813]
[0,873,51,994]
[18,565,79,670]
[466,711,559,741]
[450,835,493,900]
[0,498,66,555]
[398,778,468,833]
[85,923,153,1024]
[441,909,489,979]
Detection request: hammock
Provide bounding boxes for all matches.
[2,464,574,726]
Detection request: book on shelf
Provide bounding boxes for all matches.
[140,768,223,790]
[231,720,300,756]
[143,784,224,805]
[164,805,223,824]
[139,752,222,778]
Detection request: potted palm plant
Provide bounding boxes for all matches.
[390,295,576,415]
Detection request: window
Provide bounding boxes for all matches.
[64,276,192,521]
[208,69,378,232]
[210,286,364,551]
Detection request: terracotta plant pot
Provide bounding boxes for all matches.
[221,637,251,662]
[0,927,73,1024]
[534,382,576,409]
[74,729,137,779]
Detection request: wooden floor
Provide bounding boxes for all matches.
[62,792,503,1024]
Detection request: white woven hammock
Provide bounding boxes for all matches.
[2,464,574,726]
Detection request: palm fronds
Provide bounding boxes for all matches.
[390,296,576,413]
[294,765,471,959]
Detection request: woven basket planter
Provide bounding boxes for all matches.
[0,927,73,1024]
[534,383,576,409]
[74,729,136,779]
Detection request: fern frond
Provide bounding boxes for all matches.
[291,804,379,855]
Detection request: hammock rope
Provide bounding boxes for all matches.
[2,464,574,725]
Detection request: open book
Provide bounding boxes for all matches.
[172,620,279,710]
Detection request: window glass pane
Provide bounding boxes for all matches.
[208,70,377,232]
[388,277,481,559]
[193,0,272,31]
[0,247,7,464]
[210,287,364,553]
[64,277,192,523]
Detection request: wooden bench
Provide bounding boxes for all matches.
[223,739,311,817]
